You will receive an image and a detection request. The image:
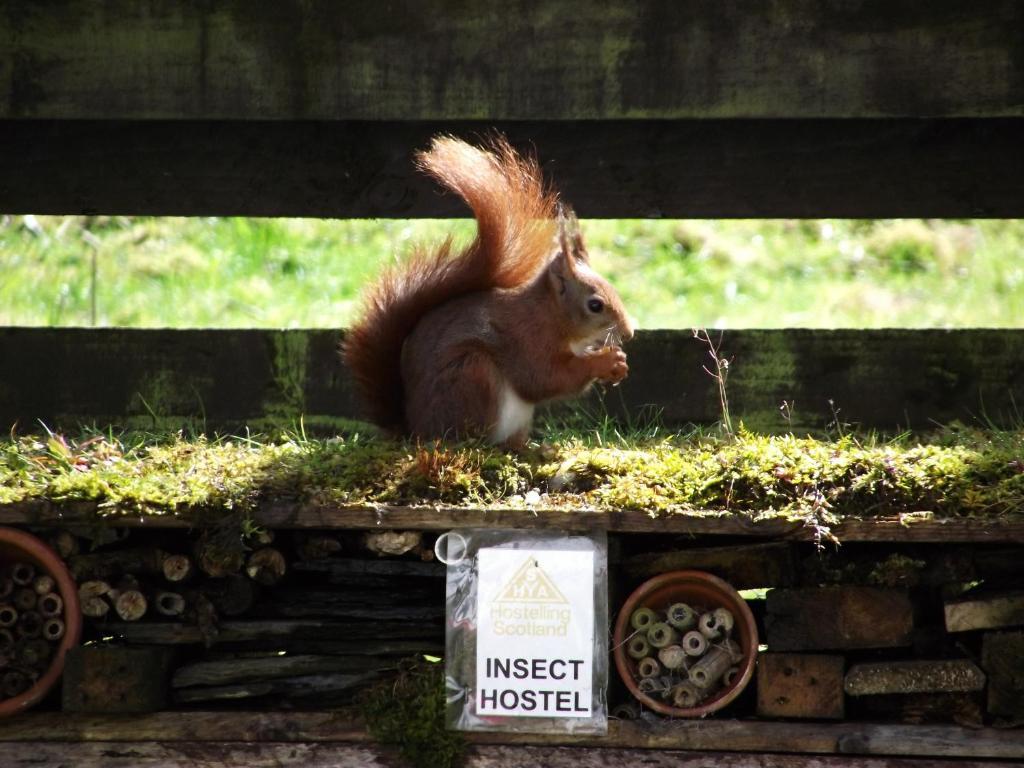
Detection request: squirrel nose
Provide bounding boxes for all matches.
[620,317,636,342]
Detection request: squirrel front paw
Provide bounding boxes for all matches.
[589,346,629,384]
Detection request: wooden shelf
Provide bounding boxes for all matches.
[0,712,1018,762]
[2,500,1023,543]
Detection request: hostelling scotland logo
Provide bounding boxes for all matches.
[489,557,572,637]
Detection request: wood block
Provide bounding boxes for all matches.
[766,587,913,651]
[850,693,984,727]
[945,591,1024,632]
[62,646,173,713]
[623,542,796,588]
[756,653,845,719]
[844,660,985,696]
[982,631,1024,720]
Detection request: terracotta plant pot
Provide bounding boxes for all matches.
[613,569,758,717]
[0,527,82,717]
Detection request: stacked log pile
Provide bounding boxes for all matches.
[49,527,444,711]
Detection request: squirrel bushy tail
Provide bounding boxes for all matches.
[343,136,559,431]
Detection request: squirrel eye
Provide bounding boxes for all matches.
[587,298,604,314]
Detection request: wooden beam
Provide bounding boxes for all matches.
[0,742,1016,768]
[3,3,1023,120]
[0,714,1020,761]
[1,120,1024,217]
[2,501,1023,543]
[3,328,1024,435]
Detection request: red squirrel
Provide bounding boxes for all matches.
[344,135,633,447]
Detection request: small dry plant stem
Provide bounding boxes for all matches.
[692,328,733,437]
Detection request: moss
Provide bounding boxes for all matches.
[1,427,1023,531]
[359,658,464,768]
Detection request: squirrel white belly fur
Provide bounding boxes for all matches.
[343,135,633,447]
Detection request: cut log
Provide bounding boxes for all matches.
[49,530,80,559]
[844,660,986,696]
[623,542,796,588]
[161,554,193,583]
[756,653,845,719]
[172,654,393,688]
[981,630,1024,721]
[362,530,422,557]
[202,575,256,617]
[154,591,186,617]
[195,540,244,578]
[945,591,1024,632]
[766,587,913,650]
[246,548,287,586]
[78,580,111,599]
[62,646,174,714]
[113,590,147,621]
[293,533,342,561]
[80,597,110,619]
[68,548,167,581]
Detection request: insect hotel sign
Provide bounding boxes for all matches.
[477,550,593,716]
[444,531,608,734]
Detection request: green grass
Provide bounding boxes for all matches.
[2,215,1023,328]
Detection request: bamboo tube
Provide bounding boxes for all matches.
[637,656,662,679]
[0,577,12,599]
[698,610,725,640]
[114,590,148,621]
[667,602,697,630]
[155,591,186,617]
[1,670,29,697]
[713,607,735,634]
[657,644,687,670]
[38,593,63,618]
[722,665,740,687]
[630,607,657,632]
[16,638,51,669]
[671,681,703,708]
[0,629,14,653]
[611,701,641,720]
[162,554,194,583]
[722,638,743,663]
[647,622,680,649]
[637,676,661,695]
[13,588,36,612]
[689,646,732,689]
[16,610,43,639]
[10,562,35,587]
[42,618,65,642]
[32,574,55,596]
[0,604,16,628]
[626,635,651,660]
[682,630,708,656]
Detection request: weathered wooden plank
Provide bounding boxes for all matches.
[97,619,442,646]
[3,3,1023,120]
[0,714,1021,760]
[3,501,1024,543]
[622,542,797,588]
[4,328,1024,435]
[171,672,375,705]
[172,654,393,689]
[945,591,1024,632]
[2,120,1024,217]
[0,742,1015,768]
[844,660,986,696]
[757,653,846,719]
[766,587,914,651]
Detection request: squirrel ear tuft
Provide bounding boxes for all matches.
[556,202,587,264]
